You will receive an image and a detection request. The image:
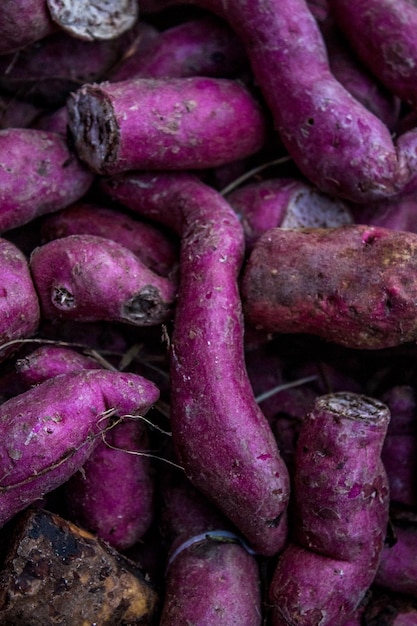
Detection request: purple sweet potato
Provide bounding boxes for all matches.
[66,76,267,174]
[132,0,417,202]
[16,345,101,387]
[315,6,400,130]
[66,417,155,551]
[227,177,353,250]
[41,202,179,277]
[242,224,417,349]
[0,25,151,107]
[14,343,157,551]
[0,128,94,233]
[0,96,42,130]
[0,369,159,527]
[0,238,40,358]
[330,0,417,107]
[352,191,417,235]
[0,0,138,55]
[29,234,176,326]
[159,474,262,626]
[110,15,247,81]
[269,392,390,626]
[101,171,290,556]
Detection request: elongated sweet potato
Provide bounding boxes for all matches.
[101,171,290,556]
[242,224,417,349]
[0,369,159,528]
[0,128,94,233]
[269,392,390,626]
[67,76,267,174]
[132,0,417,202]
[330,0,417,107]
[30,234,176,326]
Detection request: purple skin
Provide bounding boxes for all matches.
[110,15,247,82]
[376,523,417,598]
[380,386,417,507]
[132,0,417,203]
[29,234,176,326]
[101,172,290,556]
[0,128,94,233]
[227,177,353,250]
[67,76,267,175]
[16,345,101,388]
[41,202,179,277]
[0,25,151,108]
[0,238,40,358]
[159,474,262,626]
[270,392,390,626]
[0,0,58,55]
[15,343,156,552]
[352,191,417,235]
[242,224,417,350]
[316,10,400,130]
[66,418,155,552]
[0,369,160,528]
[330,0,417,107]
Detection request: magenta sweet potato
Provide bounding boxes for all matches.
[0,369,159,528]
[330,0,417,107]
[110,15,246,81]
[66,417,155,551]
[132,0,417,202]
[41,202,179,277]
[242,224,417,349]
[0,128,94,233]
[269,392,390,626]
[160,473,262,626]
[101,171,290,556]
[16,345,101,387]
[67,76,267,174]
[29,234,176,326]
[0,238,40,359]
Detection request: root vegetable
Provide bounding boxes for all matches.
[242,224,417,349]
[102,171,290,556]
[41,202,179,277]
[0,238,40,359]
[269,392,390,626]
[0,369,159,527]
[0,129,94,233]
[67,76,267,174]
[30,234,176,326]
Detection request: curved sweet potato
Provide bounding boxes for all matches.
[0,369,159,527]
[101,171,290,556]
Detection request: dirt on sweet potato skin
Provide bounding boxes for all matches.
[242,224,417,349]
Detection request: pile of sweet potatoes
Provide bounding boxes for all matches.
[2,1,417,624]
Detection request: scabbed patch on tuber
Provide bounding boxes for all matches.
[242,224,417,349]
